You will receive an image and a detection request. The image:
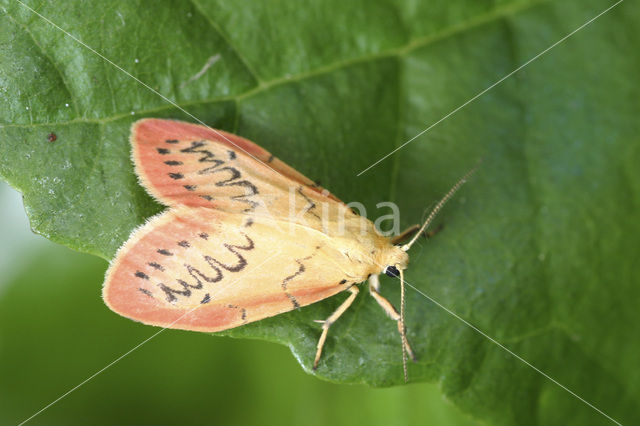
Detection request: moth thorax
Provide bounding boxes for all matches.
[378,244,409,274]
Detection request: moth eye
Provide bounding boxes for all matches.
[384,265,400,278]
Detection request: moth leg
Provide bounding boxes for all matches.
[391,223,444,245]
[313,285,359,370]
[368,275,416,361]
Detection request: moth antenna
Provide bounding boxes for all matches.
[401,160,481,252]
[400,268,408,383]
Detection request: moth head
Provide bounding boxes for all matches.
[379,245,409,278]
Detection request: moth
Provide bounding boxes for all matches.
[103,119,473,380]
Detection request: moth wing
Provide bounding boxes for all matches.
[103,206,367,332]
[131,119,343,213]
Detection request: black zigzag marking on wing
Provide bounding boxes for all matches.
[157,234,255,303]
[214,166,259,212]
[297,186,320,219]
[204,233,254,273]
[281,255,315,309]
[180,140,259,212]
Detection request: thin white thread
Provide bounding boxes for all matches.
[18,250,282,425]
[13,0,284,179]
[356,0,624,176]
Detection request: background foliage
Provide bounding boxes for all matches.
[1,0,638,425]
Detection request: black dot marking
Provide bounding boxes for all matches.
[183,185,196,191]
[135,271,149,280]
[199,232,208,240]
[267,154,274,163]
[339,279,347,284]
[164,160,183,166]
[178,240,190,248]
[148,262,164,271]
[138,288,153,297]
[200,294,211,304]
[156,148,170,154]
[244,218,253,227]
[200,195,213,201]
[157,249,173,256]
[227,150,236,160]
[169,172,184,180]
[165,139,179,144]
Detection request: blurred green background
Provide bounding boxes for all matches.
[0,181,477,425]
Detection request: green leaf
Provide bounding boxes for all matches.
[1,0,638,424]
